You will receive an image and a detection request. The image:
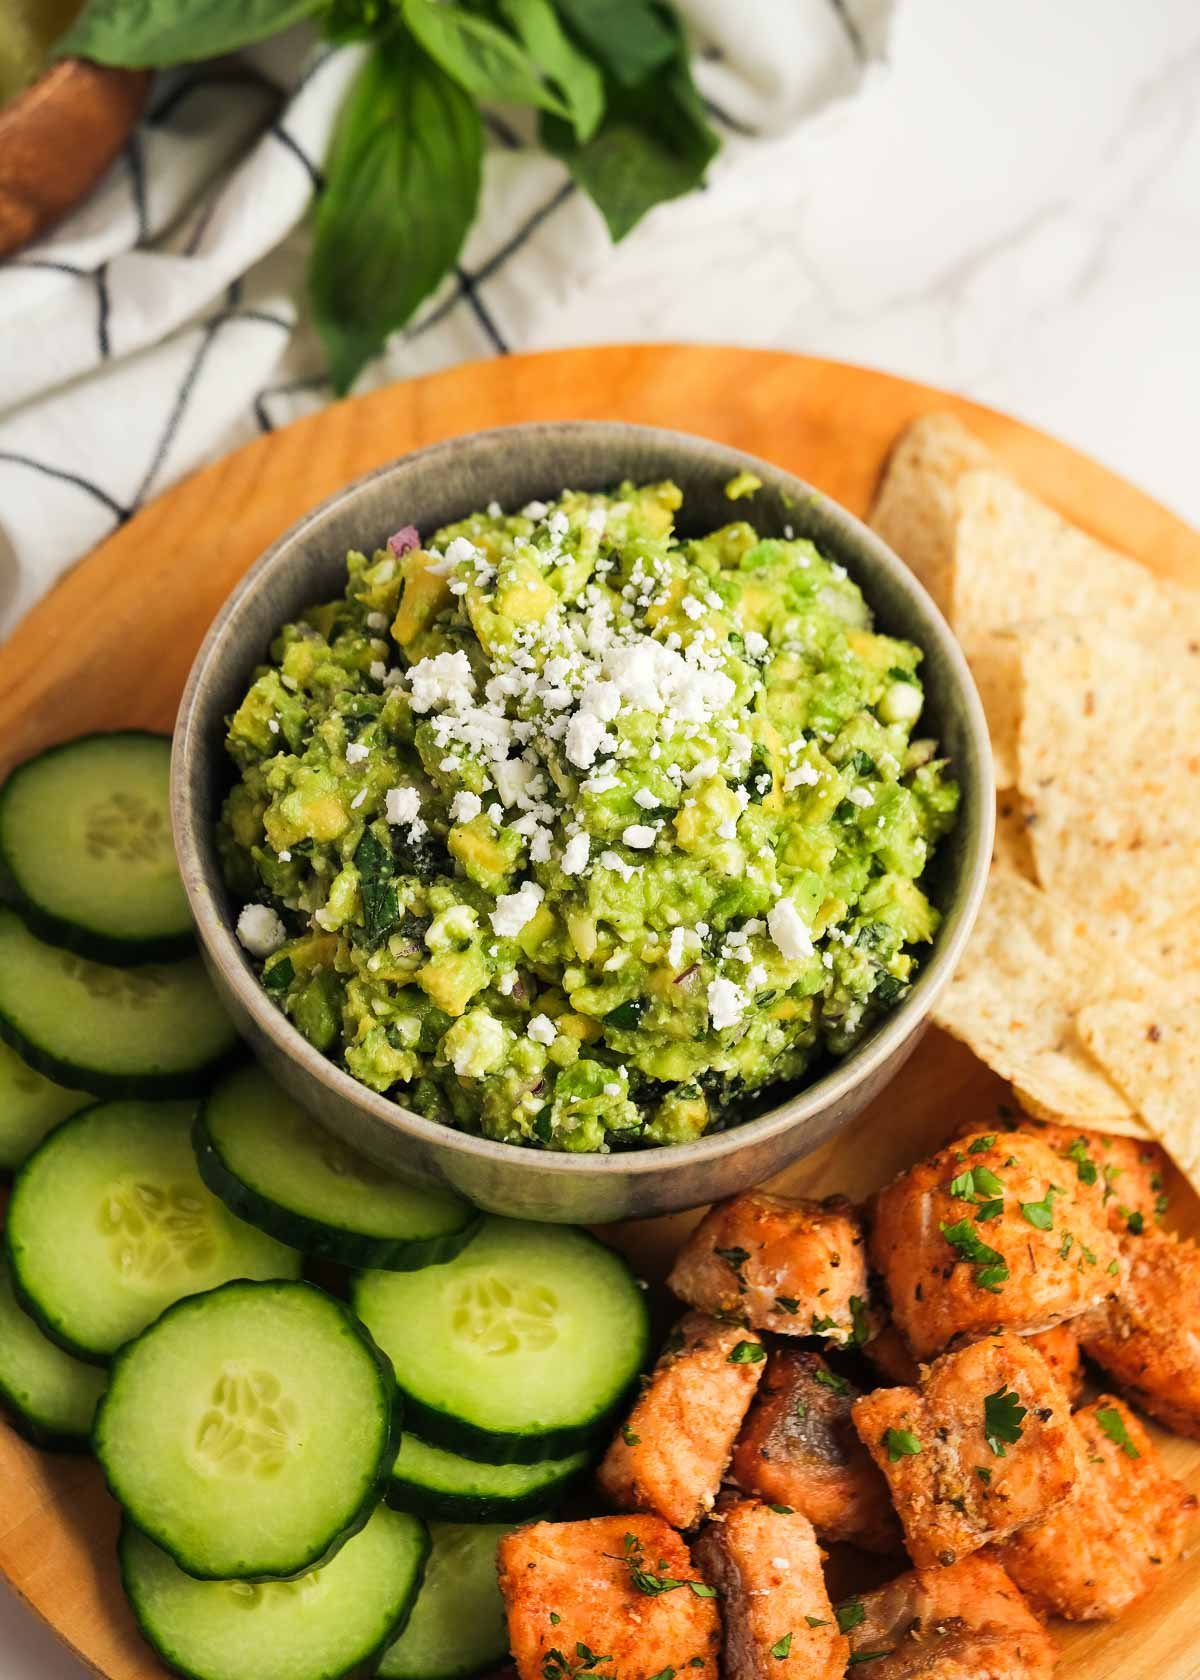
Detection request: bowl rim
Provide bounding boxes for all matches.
[172,419,993,1184]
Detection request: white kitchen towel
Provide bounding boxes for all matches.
[0,0,894,635]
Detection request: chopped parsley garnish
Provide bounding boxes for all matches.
[813,1366,850,1396]
[1107,1259,1120,1275]
[975,1198,1005,1222]
[969,1133,997,1153]
[689,1582,717,1599]
[848,1654,893,1667]
[949,1165,1004,1202]
[1019,1185,1062,1230]
[648,1669,676,1680]
[940,1219,1009,1292]
[542,1644,614,1680]
[1065,1138,1098,1186]
[728,1340,766,1365]
[984,1386,1027,1456]
[262,956,294,993]
[613,1533,709,1598]
[849,1295,870,1345]
[835,1600,866,1634]
[1060,1232,1074,1259]
[775,1296,800,1315]
[769,1504,795,1515]
[1097,1405,1141,1458]
[805,1616,829,1628]
[976,1465,992,1485]
[550,1613,561,1625]
[883,1427,922,1461]
[622,1425,641,1446]
[810,1313,839,1335]
[770,1634,793,1660]
[1125,1210,1145,1235]
[715,1246,751,1288]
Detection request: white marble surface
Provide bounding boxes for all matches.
[3,0,1199,1674]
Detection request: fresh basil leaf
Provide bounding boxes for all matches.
[541,51,718,241]
[499,0,604,140]
[553,0,677,86]
[56,0,321,66]
[403,0,569,117]
[310,36,483,393]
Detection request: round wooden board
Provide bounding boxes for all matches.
[1,346,1197,1680]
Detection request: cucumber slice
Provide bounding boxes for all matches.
[97,1279,398,1581]
[0,907,237,1098]
[119,1503,429,1680]
[353,1219,649,1463]
[0,1254,106,1449]
[0,732,192,964]
[388,1432,589,1522]
[0,1038,90,1176]
[196,1064,481,1271]
[378,1522,510,1680]
[6,1100,301,1363]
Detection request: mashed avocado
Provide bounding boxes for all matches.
[221,482,958,1152]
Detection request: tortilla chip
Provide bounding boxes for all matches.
[1016,617,1200,943]
[1009,1083,1151,1141]
[949,470,1170,647]
[1078,997,1200,1188]
[992,793,1036,881]
[966,629,1019,787]
[932,871,1136,1128]
[869,414,995,615]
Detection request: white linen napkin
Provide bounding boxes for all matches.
[0,0,894,635]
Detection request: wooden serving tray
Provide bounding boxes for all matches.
[1,347,1197,1679]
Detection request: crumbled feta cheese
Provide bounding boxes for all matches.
[744,630,769,659]
[603,1082,622,1097]
[707,976,746,1031]
[385,786,422,827]
[681,594,706,621]
[783,763,820,792]
[444,535,478,565]
[522,500,548,520]
[369,661,387,683]
[407,649,475,714]
[600,850,635,882]
[561,833,590,875]
[847,785,875,808]
[365,611,387,630]
[236,904,286,958]
[345,741,369,764]
[277,849,291,862]
[633,787,659,810]
[350,789,367,809]
[489,881,544,937]
[622,824,657,850]
[267,719,279,735]
[526,1013,557,1046]
[566,711,613,770]
[768,900,815,961]
[450,791,482,825]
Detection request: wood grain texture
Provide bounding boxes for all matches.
[0,346,1196,1678]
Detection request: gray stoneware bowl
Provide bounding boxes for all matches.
[172,422,993,1224]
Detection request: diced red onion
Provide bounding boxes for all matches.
[387,524,419,557]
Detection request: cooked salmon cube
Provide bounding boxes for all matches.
[953,1116,1169,1236]
[851,1333,1078,1568]
[1080,1229,1200,1437]
[993,1395,1197,1619]
[1026,1324,1083,1405]
[667,1192,869,1344]
[729,1348,900,1553]
[839,1554,1056,1679]
[597,1312,765,1529]
[693,1499,847,1680]
[862,1321,922,1387]
[498,1515,721,1680]
[870,1131,1119,1357]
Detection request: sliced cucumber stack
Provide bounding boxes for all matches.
[353,1218,650,1463]
[119,1503,428,1680]
[196,1064,480,1271]
[0,908,237,1098]
[388,1432,589,1522]
[0,1255,106,1449]
[97,1279,398,1580]
[0,1039,89,1176]
[6,1100,300,1363]
[378,1522,510,1680]
[0,732,192,964]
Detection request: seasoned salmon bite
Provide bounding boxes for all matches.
[597,1313,765,1528]
[498,1515,721,1680]
[1080,1229,1200,1438]
[870,1131,1119,1357]
[839,1555,1056,1680]
[693,1501,847,1680]
[994,1395,1198,1620]
[667,1192,869,1344]
[851,1333,1078,1569]
[729,1348,900,1552]
[953,1117,1170,1236]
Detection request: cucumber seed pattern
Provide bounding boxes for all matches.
[193,1365,301,1479]
[225,1571,325,1609]
[61,952,170,1006]
[449,1272,559,1357]
[100,1180,217,1282]
[83,790,171,866]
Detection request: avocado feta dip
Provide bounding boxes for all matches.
[220,481,958,1153]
